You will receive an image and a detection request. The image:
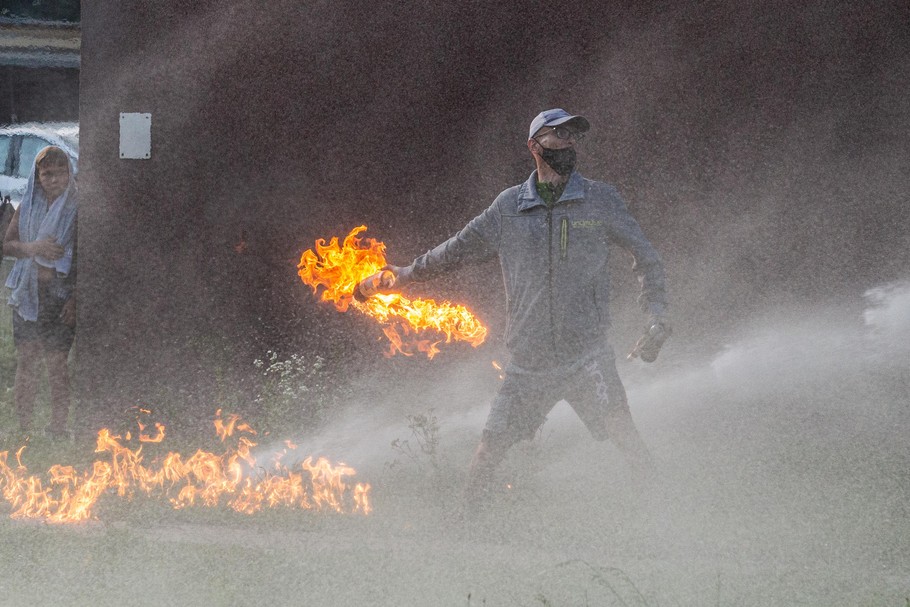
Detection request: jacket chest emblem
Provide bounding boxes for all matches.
[571,219,604,229]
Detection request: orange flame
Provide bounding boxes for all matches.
[214,408,257,442]
[492,359,504,380]
[138,421,166,443]
[0,412,371,523]
[298,225,487,358]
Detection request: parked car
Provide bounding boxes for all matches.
[0,121,79,208]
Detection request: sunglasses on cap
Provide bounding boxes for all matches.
[535,125,586,141]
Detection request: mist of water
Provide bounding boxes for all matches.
[54,3,909,604]
[233,282,910,604]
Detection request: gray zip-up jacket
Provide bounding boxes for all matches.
[400,170,667,370]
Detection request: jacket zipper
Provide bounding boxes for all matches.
[560,217,568,260]
[547,209,559,358]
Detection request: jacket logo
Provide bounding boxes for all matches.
[572,219,604,228]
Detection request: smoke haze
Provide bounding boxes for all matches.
[15,1,902,603]
[76,1,910,396]
[187,280,906,605]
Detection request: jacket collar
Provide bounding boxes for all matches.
[517,170,585,211]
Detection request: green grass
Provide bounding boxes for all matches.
[0,520,309,607]
[2,314,304,607]
[0,429,374,606]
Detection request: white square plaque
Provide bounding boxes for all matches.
[119,112,152,159]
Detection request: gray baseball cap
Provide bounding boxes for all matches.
[528,108,590,140]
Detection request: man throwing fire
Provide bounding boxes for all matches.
[360,109,670,507]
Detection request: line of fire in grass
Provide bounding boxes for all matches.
[0,410,371,524]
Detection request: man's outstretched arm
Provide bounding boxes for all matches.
[361,199,502,295]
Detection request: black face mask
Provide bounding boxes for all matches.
[539,145,576,176]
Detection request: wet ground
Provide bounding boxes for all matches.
[1,293,908,606]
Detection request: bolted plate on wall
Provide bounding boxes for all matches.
[119,112,152,159]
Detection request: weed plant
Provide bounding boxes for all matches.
[252,350,345,434]
[382,408,469,516]
[389,409,440,472]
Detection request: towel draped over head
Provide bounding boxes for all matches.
[4,147,78,322]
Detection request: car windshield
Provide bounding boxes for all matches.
[13,131,79,179]
[16,137,51,178]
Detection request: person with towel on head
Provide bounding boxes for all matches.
[3,146,78,440]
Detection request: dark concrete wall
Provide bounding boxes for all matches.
[76,0,910,430]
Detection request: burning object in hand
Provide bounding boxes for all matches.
[297,225,487,358]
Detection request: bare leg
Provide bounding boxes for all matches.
[44,349,71,436]
[574,355,655,476]
[464,431,515,510]
[14,341,41,432]
[462,370,550,513]
[606,405,654,476]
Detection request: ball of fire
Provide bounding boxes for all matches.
[297,225,487,359]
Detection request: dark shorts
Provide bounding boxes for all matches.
[483,350,629,445]
[12,285,75,352]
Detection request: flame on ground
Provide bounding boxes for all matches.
[0,410,371,524]
[298,225,487,358]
